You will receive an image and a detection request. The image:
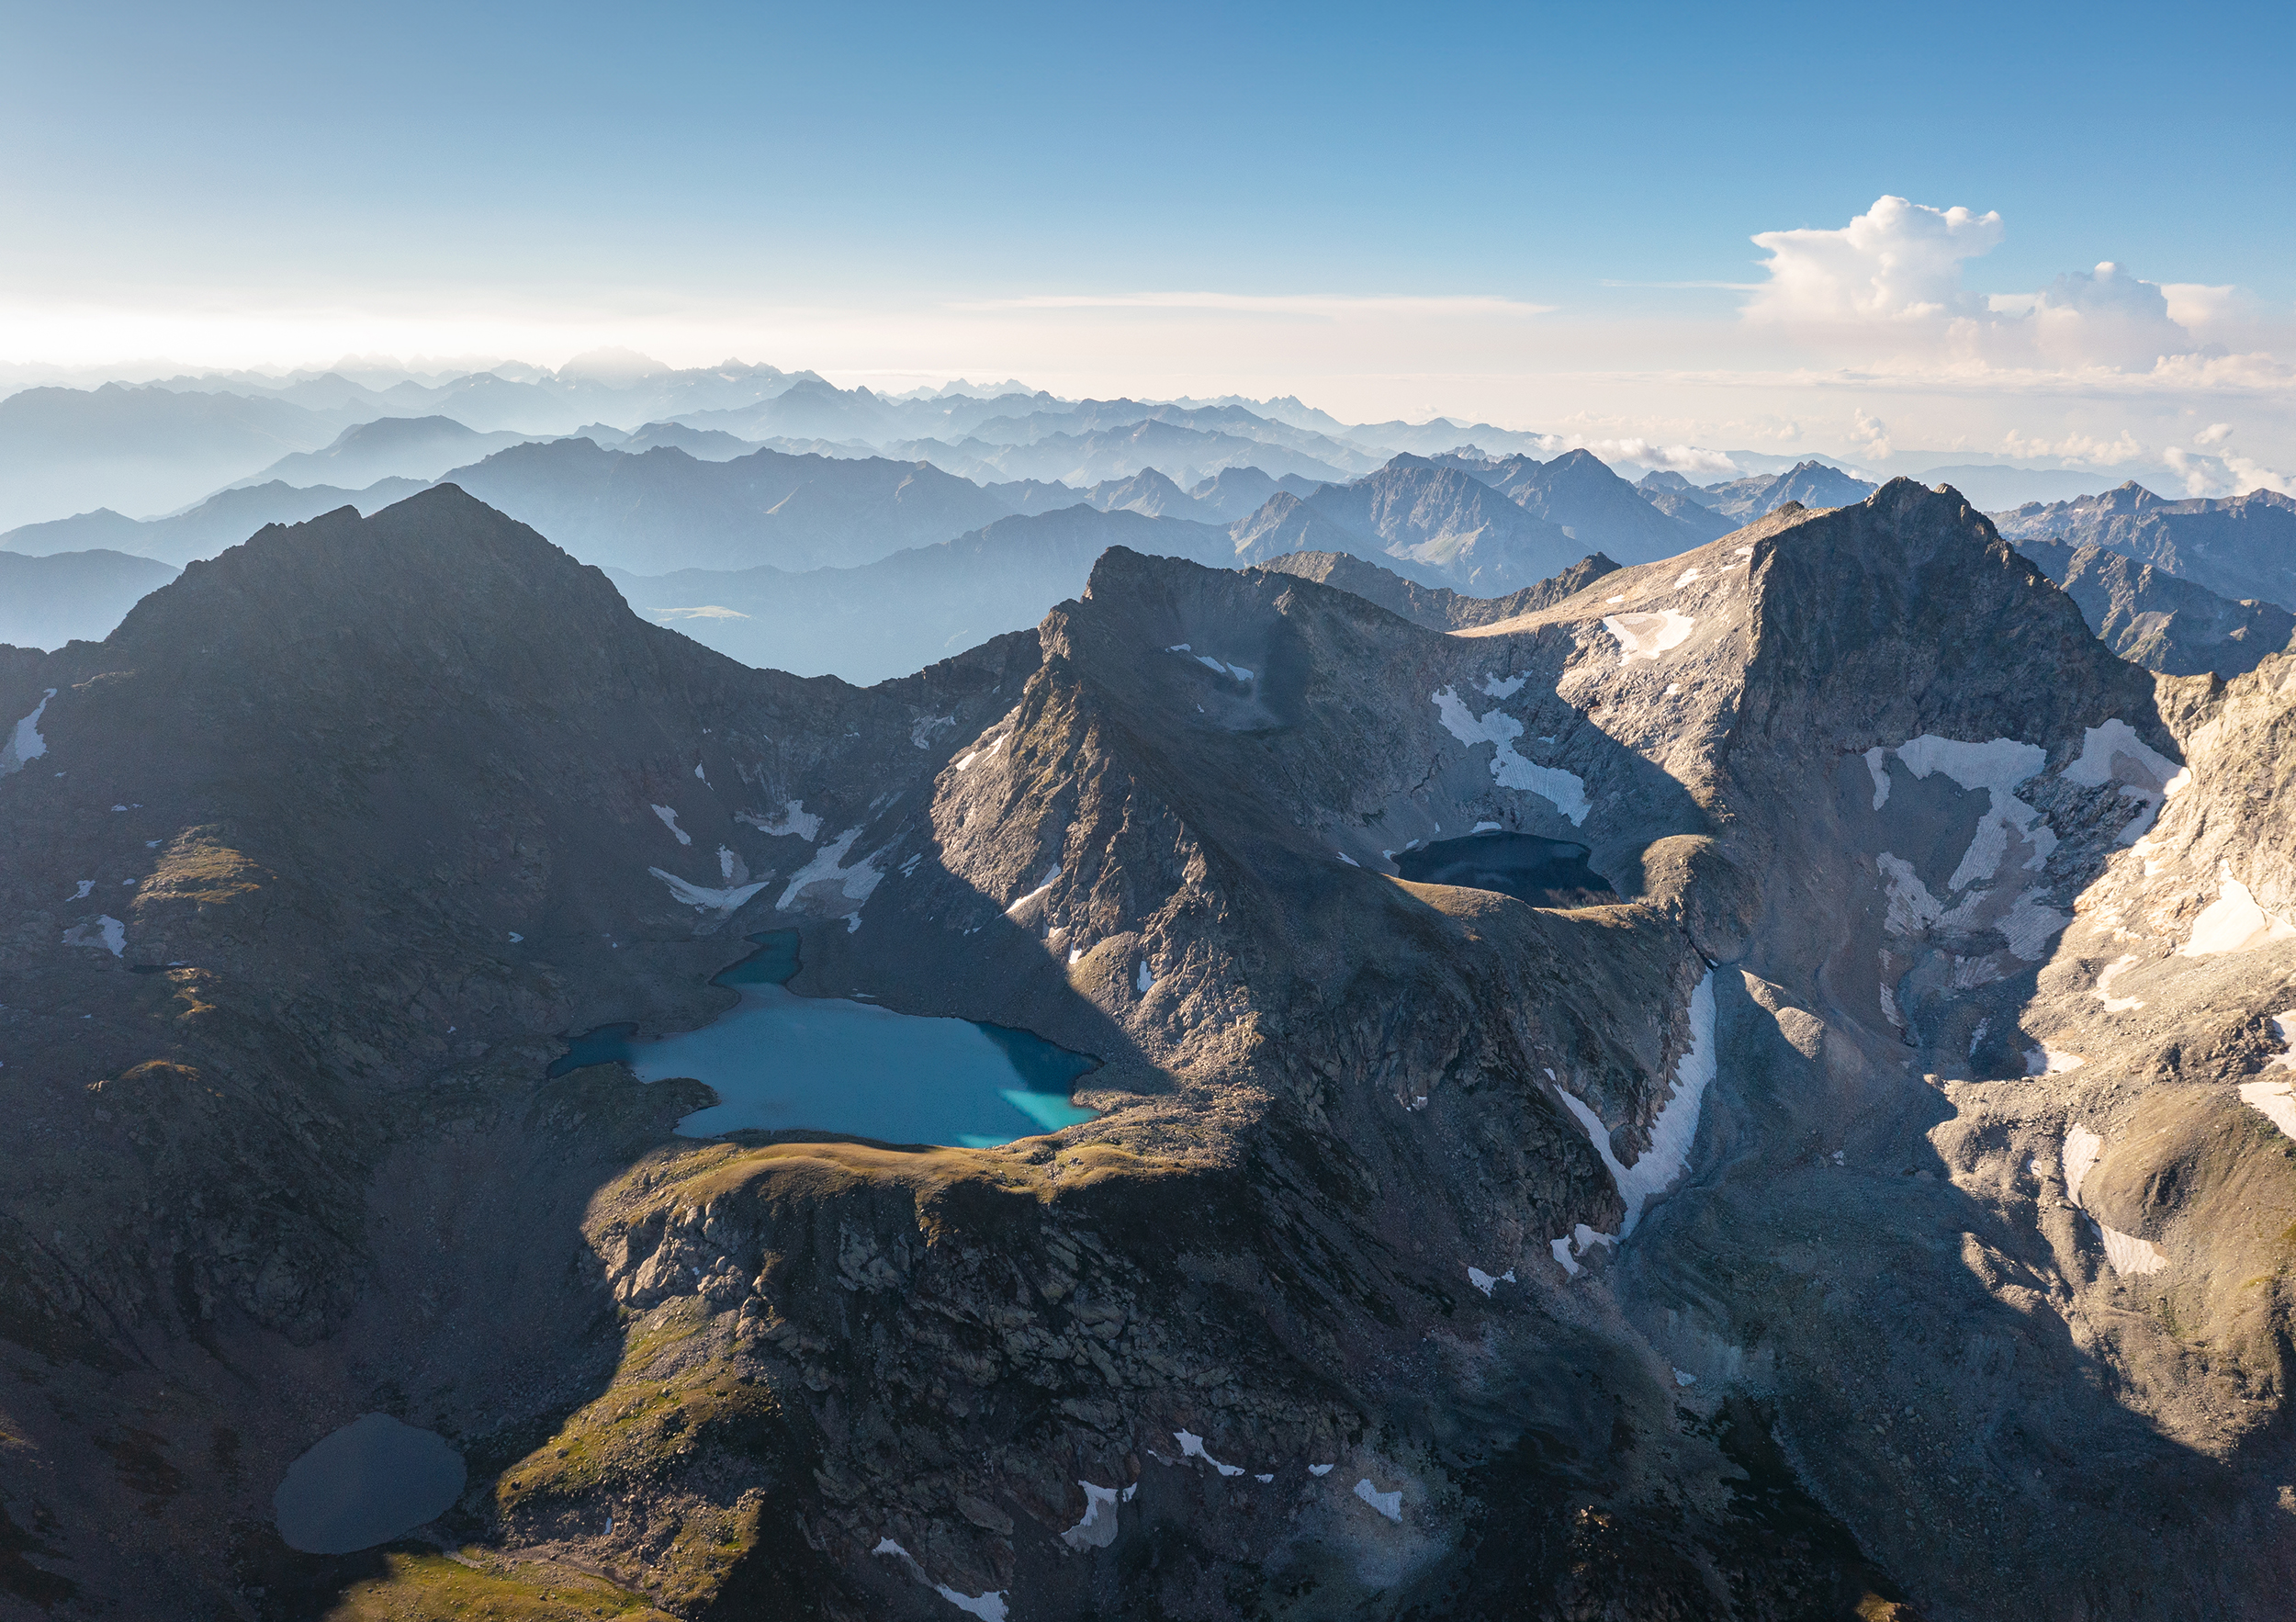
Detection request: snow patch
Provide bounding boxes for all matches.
[934,1586,1008,1622]
[1,690,55,776]
[1480,673,1526,698]
[1671,566,1703,588]
[1174,1430,1244,1477]
[1135,961,1154,995]
[1997,893,2069,962]
[1309,1463,1335,1476]
[1864,747,1890,809]
[1430,687,1590,826]
[2026,1046,2084,1075]
[1888,735,2057,885]
[2179,873,2296,956]
[2094,954,2144,1012]
[648,868,770,916]
[2065,719,2180,843]
[1602,610,1694,663]
[1673,1369,1699,1386]
[1353,1479,1403,1522]
[1549,1237,1580,1277]
[2236,1014,2296,1142]
[1552,972,1716,1238]
[1875,854,1941,935]
[2062,1127,2104,1207]
[1006,864,1063,916]
[1061,1481,1123,1551]
[693,761,707,781]
[97,916,124,956]
[910,714,954,749]
[954,737,1007,772]
[650,805,692,845]
[72,880,94,900]
[1471,820,1501,833]
[739,800,822,840]
[2100,1225,2167,1277]
[2065,719,2178,789]
[775,827,889,914]
[1466,1266,1515,1297]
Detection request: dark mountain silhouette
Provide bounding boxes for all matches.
[8,481,2295,1620]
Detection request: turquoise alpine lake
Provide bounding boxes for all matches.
[553,931,1099,1146]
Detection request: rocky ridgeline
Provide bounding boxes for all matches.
[2,479,2293,1619]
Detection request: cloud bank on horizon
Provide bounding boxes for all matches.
[8,189,2285,497]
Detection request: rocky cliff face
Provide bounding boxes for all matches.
[5,480,2295,1621]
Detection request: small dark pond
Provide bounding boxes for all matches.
[1393,832,1617,907]
[272,1413,465,1554]
[553,930,1099,1147]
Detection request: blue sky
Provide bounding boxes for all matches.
[4,1,2291,476]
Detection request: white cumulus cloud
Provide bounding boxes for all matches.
[1744,197,2003,324]
[1732,195,2265,378]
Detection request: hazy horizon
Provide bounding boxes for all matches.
[5,2,2291,491]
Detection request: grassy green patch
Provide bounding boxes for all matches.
[321,1549,670,1620]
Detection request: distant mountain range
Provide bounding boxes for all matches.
[229,414,534,490]
[2018,536,2293,678]
[0,548,180,649]
[1081,466,1325,524]
[1991,482,2296,611]
[0,479,429,568]
[1232,451,1712,592]
[0,382,353,530]
[427,440,1041,573]
[1257,548,1620,631]
[607,506,1234,683]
